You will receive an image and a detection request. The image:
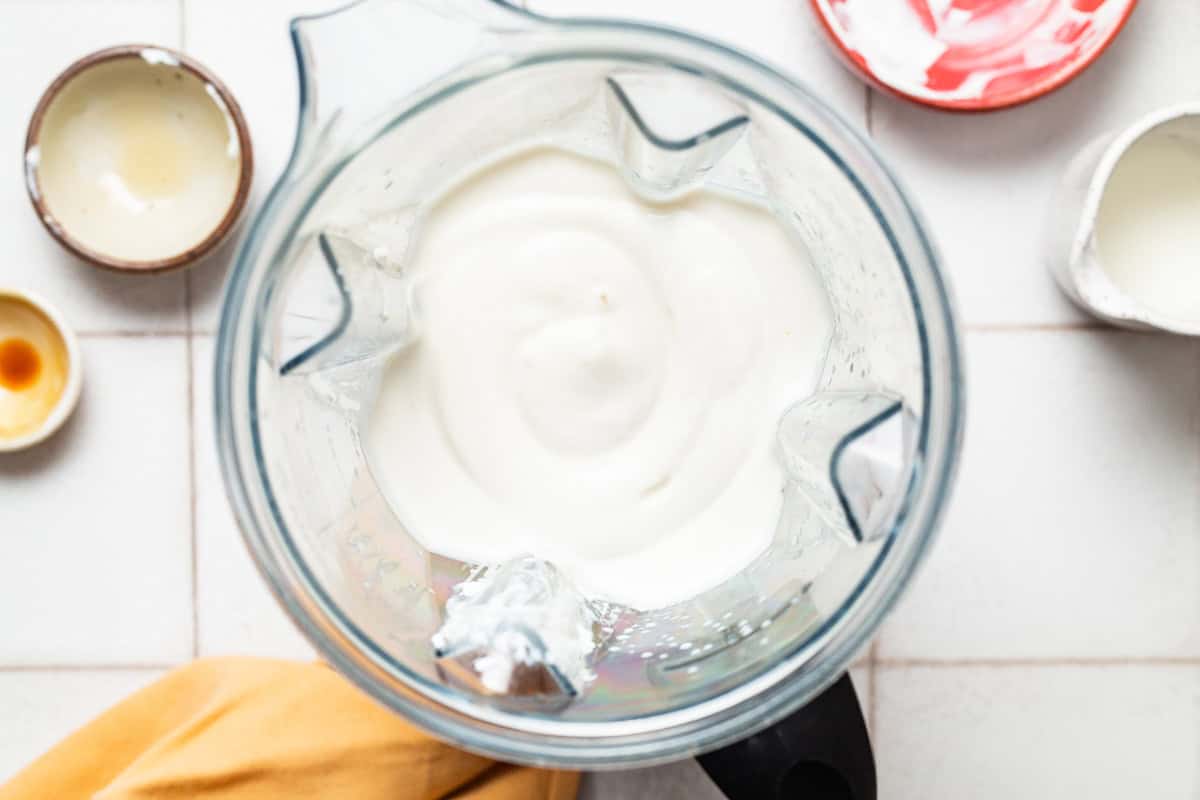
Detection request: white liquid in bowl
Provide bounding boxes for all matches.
[366,149,832,610]
[33,55,241,264]
[1096,127,1200,324]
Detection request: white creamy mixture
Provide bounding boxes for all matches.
[367,149,831,610]
[1096,130,1200,324]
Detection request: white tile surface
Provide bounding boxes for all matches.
[525,0,867,126]
[883,331,1200,662]
[183,0,342,333]
[881,330,1200,660]
[0,336,192,664]
[875,664,1200,800]
[870,1,1200,327]
[191,337,314,660]
[0,0,186,334]
[0,669,163,783]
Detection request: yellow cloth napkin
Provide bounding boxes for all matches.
[0,658,578,800]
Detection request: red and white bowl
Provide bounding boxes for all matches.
[810,0,1138,111]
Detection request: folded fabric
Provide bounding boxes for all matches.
[0,658,578,800]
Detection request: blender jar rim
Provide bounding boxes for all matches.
[214,6,965,768]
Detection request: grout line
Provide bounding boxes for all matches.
[77,330,189,339]
[113,323,1128,338]
[185,274,200,660]
[0,664,176,673]
[966,321,1109,333]
[126,324,1114,338]
[864,86,875,135]
[877,656,1200,669]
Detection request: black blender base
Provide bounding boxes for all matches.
[697,672,876,800]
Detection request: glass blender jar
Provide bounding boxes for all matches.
[214,0,964,794]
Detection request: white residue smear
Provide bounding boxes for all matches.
[432,556,604,694]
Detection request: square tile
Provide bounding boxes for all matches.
[869,0,1200,327]
[0,337,192,664]
[524,0,867,125]
[0,1,186,334]
[191,337,314,660]
[875,664,1200,800]
[880,331,1200,660]
[183,0,342,333]
[0,669,163,783]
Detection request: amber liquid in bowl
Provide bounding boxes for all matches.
[0,296,70,442]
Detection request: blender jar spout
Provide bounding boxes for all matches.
[287,0,536,165]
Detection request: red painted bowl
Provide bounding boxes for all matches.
[810,0,1138,111]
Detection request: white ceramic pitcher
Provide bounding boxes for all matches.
[1046,104,1200,335]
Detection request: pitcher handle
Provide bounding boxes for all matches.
[696,673,875,800]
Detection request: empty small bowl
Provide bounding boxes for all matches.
[0,289,82,452]
[24,45,253,272]
[810,0,1138,111]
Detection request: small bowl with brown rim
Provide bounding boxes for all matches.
[24,45,253,273]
